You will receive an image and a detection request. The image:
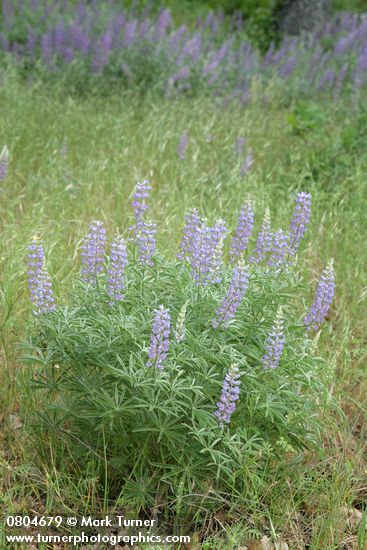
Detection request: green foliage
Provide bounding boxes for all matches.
[287,100,329,135]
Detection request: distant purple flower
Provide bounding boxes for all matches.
[170,66,190,84]
[154,9,171,40]
[317,67,336,91]
[212,261,249,328]
[214,364,241,428]
[333,62,349,101]
[136,221,156,267]
[261,307,285,369]
[249,209,272,263]
[235,136,246,156]
[268,229,289,268]
[278,57,297,79]
[178,208,202,261]
[107,233,127,305]
[123,20,137,46]
[27,239,56,315]
[81,220,106,284]
[240,148,253,177]
[288,192,311,256]
[229,200,254,263]
[41,31,53,65]
[354,49,367,89]
[130,180,152,235]
[147,305,171,369]
[177,131,188,160]
[202,39,231,76]
[304,259,335,331]
[0,146,9,181]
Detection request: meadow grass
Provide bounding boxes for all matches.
[0,72,367,548]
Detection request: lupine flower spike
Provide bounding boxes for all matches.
[147,305,171,369]
[288,192,311,257]
[27,239,56,315]
[212,261,249,328]
[106,233,127,305]
[304,259,335,330]
[240,147,253,177]
[0,145,9,181]
[261,307,285,369]
[214,365,241,428]
[174,300,188,343]
[229,200,254,263]
[130,180,152,236]
[137,221,157,267]
[189,218,227,286]
[178,208,202,261]
[177,131,188,160]
[268,229,289,268]
[81,220,106,284]
[250,208,272,263]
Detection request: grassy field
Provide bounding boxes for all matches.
[0,70,367,548]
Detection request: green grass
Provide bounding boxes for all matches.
[0,71,367,548]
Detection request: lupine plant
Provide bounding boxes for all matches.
[23,184,335,523]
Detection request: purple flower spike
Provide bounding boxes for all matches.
[107,233,127,305]
[212,261,249,328]
[136,221,157,267]
[235,136,246,156]
[27,239,56,315]
[288,192,311,256]
[131,180,152,235]
[189,218,227,286]
[0,145,9,181]
[147,305,171,369]
[214,364,241,428]
[178,208,202,261]
[81,220,106,284]
[250,208,272,263]
[261,307,285,369]
[240,148,253,177]
[304,259,335,331]
[229,200,254,263]
[177,131,188,160]
[268,229,289,268]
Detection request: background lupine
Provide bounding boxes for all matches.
[106,233,127,305]
[229,200,254,263]
[174,300,188,343]
[268,229,289,268]
[214,364,241,428]
[2,1,367,101]
[177,131,188,160]
[147,305,171,369]
[240,148,253,177]
[288,192,312,257]
[0,145,9,181]
[81,220,106,284]
[27,240,56,315]
[249,208,273,263]
[212,261,249,328]
[261,307,285,369]
[305,259,335,330]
